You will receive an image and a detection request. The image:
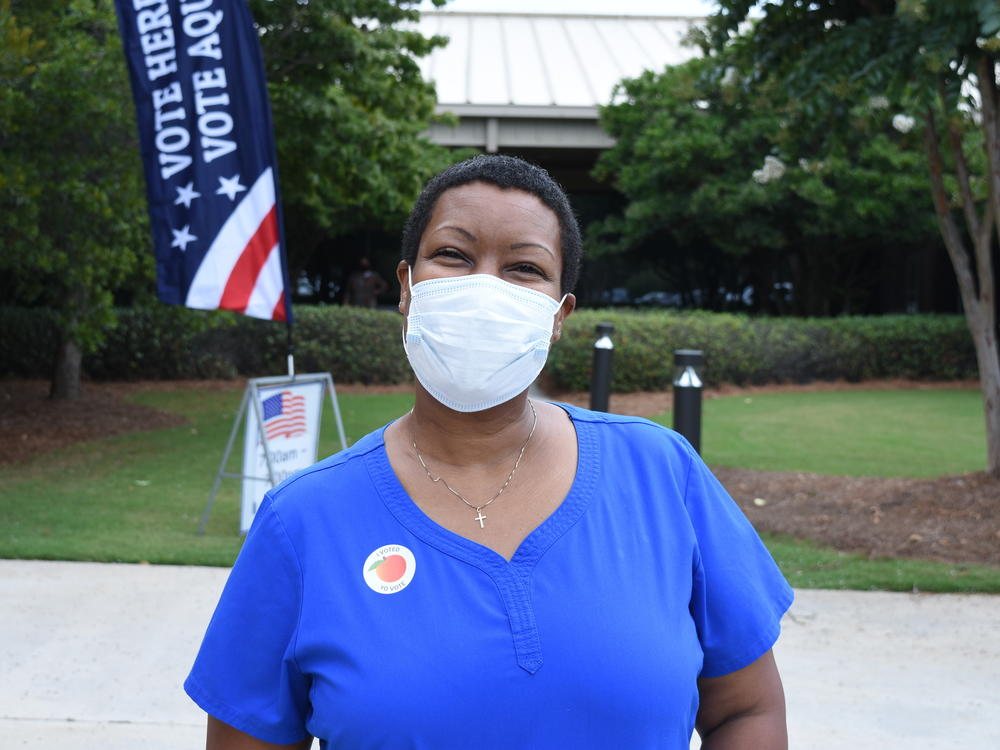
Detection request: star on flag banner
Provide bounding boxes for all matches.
[114,0,292,322]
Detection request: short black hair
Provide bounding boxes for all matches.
[401,154,582,294]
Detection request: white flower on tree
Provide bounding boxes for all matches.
[892,113,916,133]
[752,155,787,184]
[868,95,890,110]
[797,158,826,173]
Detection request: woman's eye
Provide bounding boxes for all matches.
[511,263,545,277]
[430,248,467,262]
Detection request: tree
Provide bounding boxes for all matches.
[248,0,457,270]
[0,0,455,397]
[591,54,938,315]
[0,0,149,399]
[706,0,1000,475]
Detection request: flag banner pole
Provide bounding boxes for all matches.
[286,319,295,380]
[114,0,294,324]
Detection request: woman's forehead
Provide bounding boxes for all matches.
[426,182,560,235]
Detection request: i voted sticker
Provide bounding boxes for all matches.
[362,544,416,594]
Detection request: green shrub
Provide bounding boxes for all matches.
[84,305,239,380]
[81,305,410,384]
[545,310,976,392]
[0,307,60,377]
[816,315,978,381]
[292,307,412,384]
[0,305,976,389]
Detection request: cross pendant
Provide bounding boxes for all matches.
[473,508,487,528]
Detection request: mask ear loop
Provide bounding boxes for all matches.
[553,293,569,321]
[548,293,570,344]
[402,264,420,345]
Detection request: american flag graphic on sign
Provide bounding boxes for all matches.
[262,391,307,440]
[114,0,292,322]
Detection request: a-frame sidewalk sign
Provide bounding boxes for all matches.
[198,372,347,535]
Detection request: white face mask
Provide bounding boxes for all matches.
[403,268,567,412]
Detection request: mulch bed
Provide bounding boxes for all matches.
[1,379,189,464]
[715,467,999,567]
[2,378,998,567]
[553,380,998,568]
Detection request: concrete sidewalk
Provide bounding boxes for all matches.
[2,559,998,749]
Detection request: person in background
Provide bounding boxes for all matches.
[343,256,388,308]
[185,154,793,750]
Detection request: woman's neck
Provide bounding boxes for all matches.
[404,385,536,470]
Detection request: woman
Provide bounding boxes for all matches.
[186,155,793,749]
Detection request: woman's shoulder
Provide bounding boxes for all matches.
[264,424,389,517]
[553,401,693,452]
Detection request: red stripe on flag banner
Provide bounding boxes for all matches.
[266,424,307,440]
[268,415,306,428]
[266,429,306,439]
[268,430,306,439]
[267,416,306,427]
[219,205,279,314]
[272,291,287,321]
[268,415,305,429]
[265,416,307,439]
[263,391,306,439]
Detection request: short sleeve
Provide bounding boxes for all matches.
[184,496,310,744]
[682,444,794,678]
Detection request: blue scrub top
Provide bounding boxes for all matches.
[185,404,793,748]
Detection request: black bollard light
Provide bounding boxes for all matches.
[672,349,704,454]
[589,322,614,412]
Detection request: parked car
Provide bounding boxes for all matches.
[771,281,794,305]
[634,290,682,307]
[598,287,633,306]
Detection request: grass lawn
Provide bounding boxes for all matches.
[0,387,413,567]
[652,389,985,477]
[764,533,1000,593]
[2,384,996,591]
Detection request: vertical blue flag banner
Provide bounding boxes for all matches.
[114,0,293,322]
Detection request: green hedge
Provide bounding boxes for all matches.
[0,305,977,389]
[83,306,241,380]
[0,306,61,378]
[547,310,977,391]
[79,305,412,384]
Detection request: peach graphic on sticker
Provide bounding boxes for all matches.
[362,545,416,594]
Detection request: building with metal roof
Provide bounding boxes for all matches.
[400,10,707,302]
[399,9,958,315]
[415,10,704,187]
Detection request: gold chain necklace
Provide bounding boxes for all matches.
[411,400,537,528]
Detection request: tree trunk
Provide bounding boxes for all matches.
[969,310,1000,474]
[925,105,1000,476]
[50,332,82,400]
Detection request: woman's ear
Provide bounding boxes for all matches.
[396,261,411,315]
[551,293,576,343]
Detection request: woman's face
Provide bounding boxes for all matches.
[396,182,575,337]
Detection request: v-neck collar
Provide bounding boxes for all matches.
[363,403,599,673]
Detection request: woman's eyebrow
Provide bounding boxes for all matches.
[511,242,556,258]
[437,225,476,240]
